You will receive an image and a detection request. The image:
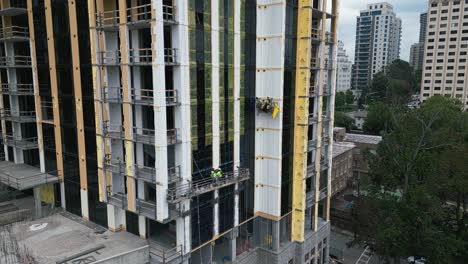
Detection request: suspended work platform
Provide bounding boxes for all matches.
[167,168,250,203]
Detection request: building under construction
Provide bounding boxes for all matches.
[0,0,339,263]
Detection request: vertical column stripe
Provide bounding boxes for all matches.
[326,0,339,221]
[27,0,46,173]
[68,0,89,219]
[211,0,220,236]
[313,0,329,232]
[291,0,313,243]
[118,0,136,213]
[233,0,241,227]
[44,0,65,184]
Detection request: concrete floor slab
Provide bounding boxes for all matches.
[7,212,148,264]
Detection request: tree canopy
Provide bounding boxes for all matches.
[353,97,468,263]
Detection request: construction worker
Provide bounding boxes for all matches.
[216,168,223,178]
[210,169,217,179]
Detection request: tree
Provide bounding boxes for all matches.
[335,91,346,110]
[345,90,355,105]
[361,60,417,106]
[353,97,468,263]
[362,102,394,135]
[334,111,356,131]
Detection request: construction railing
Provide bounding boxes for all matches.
[167,168,250,203]
[2,136,38,150]
[162,1,176,23]
[95,10,119,29]
[107,192,127,209]
[325,32,336,43]
[149,241,183,264]
[131,87,153,105]
[41,99,54,122]
[0,109,36,123]
[136,198,156,219]
[167,128,181,145]
[0,55,32,68]
[168,165,181,184]
[97,50,120,65]
[133,127,155,145]
[0,26,28,41]
[103,86,123,103]
[135,164,181,184]
[103,122,125,139]
[310,58,320,69]
[103,155,126,175]
[0,83,34,95]
[127,3,152,24]
[0,0,27,9]
[164,48,178,65]
[166,89,179,105]
[0,170,59,190]
[311,28,321,40]
[129,48,152,65]
[306,187,328,206]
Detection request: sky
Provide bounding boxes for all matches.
[338,0,428,63]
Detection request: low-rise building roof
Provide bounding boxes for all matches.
[345,133,382,145]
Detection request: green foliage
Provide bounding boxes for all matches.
[360,60,418,106]
[353,97,468,263]
[334,111,357,131]
[362,102,394,135]
[336,91,357,112]
[345,90,355,105]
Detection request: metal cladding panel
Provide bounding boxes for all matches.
[254,0,286,219]
[254,156,282,187]
[256,4,285,36]
[255,70,284,98]
[255,129,282,159]
[254,185,281,217]
[256,39,284,68]
[255,107,283,129]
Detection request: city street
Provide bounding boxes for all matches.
[330,227,380,264]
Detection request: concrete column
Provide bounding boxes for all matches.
[80,189,89,220]
[60,181,66,209]
[176,214,190,255]
[272,220,280,251]
[33,186,42,218]
[107,204,126,232]
[173,0,191,255]
[138,216,146,239]
[211,0,220,237]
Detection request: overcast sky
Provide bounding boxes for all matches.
[338,0,428,63]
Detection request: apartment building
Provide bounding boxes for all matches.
[324,40,351,92]
[0,0,339,263]
[410,12,428,71]
[420,0,468,109]
[352,2,402,92]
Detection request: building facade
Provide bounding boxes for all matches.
[324,40,351,92]
[330,142,354,197]
[420,0,468,109]
[0,0,339,263]
[352,2,402,92]
[409,12,428,71]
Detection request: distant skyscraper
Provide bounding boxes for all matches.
[325,41,352,92]
[421,0,468,110]
[409,12,427,70]
[419,12,428,43]
[352,2,402,91]
[410,43,425,70]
